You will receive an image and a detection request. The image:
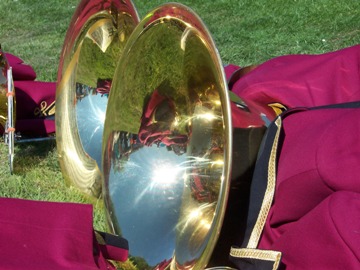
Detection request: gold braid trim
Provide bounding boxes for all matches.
[248,117,282,248]
[268,103,287,116]
[230,247,281,270]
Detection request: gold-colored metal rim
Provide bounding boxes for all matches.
[102,3,233,269]
[0,50,16,174]
[56,0,140,197]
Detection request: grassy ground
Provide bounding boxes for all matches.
[0,0,359,268]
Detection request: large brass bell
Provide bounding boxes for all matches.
[57,1,274,269]
[101,3,272,269]
[56,0,140,197]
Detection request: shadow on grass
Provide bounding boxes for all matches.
[13,138,58,175]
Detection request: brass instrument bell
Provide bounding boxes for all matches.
[56,0,140,197]
[57,1,275,268]
[102,3,233,269]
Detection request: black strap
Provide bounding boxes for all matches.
[95,230,129,250]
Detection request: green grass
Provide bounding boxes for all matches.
[0,0,359,268]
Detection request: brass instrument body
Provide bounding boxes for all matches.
[102,3,233,269]
[56,1,276,268]
[56,0,139,197]
[0,49,14,134]
[0,49,16,173]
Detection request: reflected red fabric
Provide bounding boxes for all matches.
[96,79,111,96]
[0,197,128,270]
[154,259,172,270]
[138,89,188,146]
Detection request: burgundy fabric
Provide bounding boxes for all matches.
[224,46,360,269]
[95,231,129,262]
[1,53,56,136]
[258,107,360,269]
[12,63,37,81]
[227,44,360,108]
[1,52,55,136]
[98,244,128,263]
[224,64,276,128]
[14,81,56,119]
[5,53,37,81]
[224,64,240,81]
[268,191,360,270]
[0,197,127,270]
[230,101,272,128]
[13,80,56,136]
[5,53,24,65]
[15,119,55,136]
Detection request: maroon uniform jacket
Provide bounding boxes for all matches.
[3,52,56,136]
[223,45,360,269]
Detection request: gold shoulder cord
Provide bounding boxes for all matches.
[230,247,281,270]
[268,103,287,116]
[230,117,282,269]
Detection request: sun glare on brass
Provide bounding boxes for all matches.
[102,3,232,269]
[56,0,139,197]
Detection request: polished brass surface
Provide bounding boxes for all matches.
[6,67,15,174]
[0,50,15,173]
[102,3,232,269]
[0,49,12,133]
[56,0,139,197]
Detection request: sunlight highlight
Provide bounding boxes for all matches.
[152,163,182,186]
